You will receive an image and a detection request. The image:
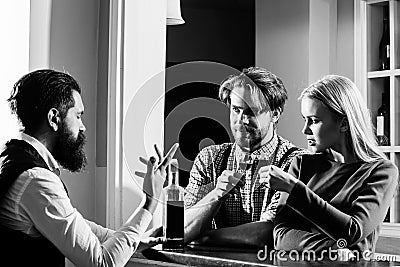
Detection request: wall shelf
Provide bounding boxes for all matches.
[368,69,400,78]
[356,0,400,230]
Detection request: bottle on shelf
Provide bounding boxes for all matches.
[376,84,390,146]
[378,6,390,71]
[162,159,184,251]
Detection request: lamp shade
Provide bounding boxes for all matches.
[167,0,185,25]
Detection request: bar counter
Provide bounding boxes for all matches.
[130,244,399,267]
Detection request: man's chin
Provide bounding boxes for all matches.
[235,130,252,139]
[59,161,86,173]
[234,138,252,151]
[56,151,87,173]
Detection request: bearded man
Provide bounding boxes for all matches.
[0,69,178,266]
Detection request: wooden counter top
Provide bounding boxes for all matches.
[131,244,398,266]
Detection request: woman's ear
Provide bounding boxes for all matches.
[340,117,349,132]
[48,108,60,131]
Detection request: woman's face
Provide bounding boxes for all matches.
[301,96,344,153]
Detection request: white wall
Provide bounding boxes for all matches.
[0,2,30,145]
[47,0,100,222]
[121,0,167,227]
[309,0,337,83]
[337,0,355,80]
[105,0,167,229]
[29,0,52,70]
[94,0,110,227]
[256,0,310,148]
[256,0,354,148]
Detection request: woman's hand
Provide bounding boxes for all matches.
[138,143,179,213]
[259,165,298,194]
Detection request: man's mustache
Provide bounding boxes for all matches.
[76,132,86,146]
[234,124,256,134]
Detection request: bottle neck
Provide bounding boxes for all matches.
[383,18,389,34]
[383,5,389,29]
[381,93,388,105]
[168,171,179,186]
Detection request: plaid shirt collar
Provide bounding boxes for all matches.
[233,131,279,162]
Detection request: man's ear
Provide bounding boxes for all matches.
[48,108,61,131]
[340,117,349,132]
[271,109,281,123]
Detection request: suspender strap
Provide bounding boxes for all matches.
[278,146,301,168]
[219,144,232,175]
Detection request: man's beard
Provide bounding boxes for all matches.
[232,124,262,151]
[53,122,87,172]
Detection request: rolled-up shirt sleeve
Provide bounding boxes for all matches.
[184,147,215,209]
[20,168,152,267]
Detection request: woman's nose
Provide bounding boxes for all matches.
[302,122,311,135]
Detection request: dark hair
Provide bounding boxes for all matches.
[218,67,288,113]
[7,69,81,132]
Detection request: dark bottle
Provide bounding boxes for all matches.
[377,91,389,146]
[379,7,390,70]
[162,159,184,251]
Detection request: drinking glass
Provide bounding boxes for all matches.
[232,152,252,200]
[238,153,271,188]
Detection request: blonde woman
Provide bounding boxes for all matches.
[259,75,398,254]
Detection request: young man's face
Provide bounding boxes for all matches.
[53,90,87,172]
[229,86,275,152]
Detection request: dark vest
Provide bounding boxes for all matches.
[0,139,65,267]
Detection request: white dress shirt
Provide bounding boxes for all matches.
[0,133,152,266]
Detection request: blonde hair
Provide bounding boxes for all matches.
[218,67,288,114]
[299,75,386,162]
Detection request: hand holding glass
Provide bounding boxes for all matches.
[258,165,297,193]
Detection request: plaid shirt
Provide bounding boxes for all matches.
[185,134,308,228]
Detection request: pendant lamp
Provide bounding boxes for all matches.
[167,0,185,25]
